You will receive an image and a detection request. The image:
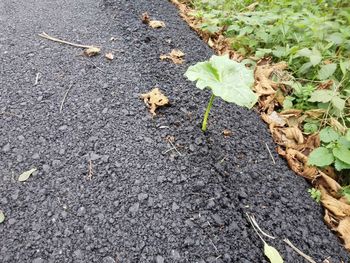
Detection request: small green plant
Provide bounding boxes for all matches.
[185,55,258,132]
[308,127,350,171]
[308,188,321,203]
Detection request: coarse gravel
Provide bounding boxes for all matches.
[0,0,349,262]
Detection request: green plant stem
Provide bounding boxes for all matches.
[202,93,215,132]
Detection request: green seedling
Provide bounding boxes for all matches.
[308,188,321,203]
[185,55,258,132]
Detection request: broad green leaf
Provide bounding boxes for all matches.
[185,55,258,108]
[319,127,340,143]
[331,96,345,112]
[309,48,322,66]
[256,48,272,58]
[326,33,344,45]
[308,147,334,167]
[296,48,312,57]
[0,210,4,224]
[317,63,337,80]
[340,60,350,76]
[308,90,335,103]
[333,146,350,165]
[18,168,37,182]
[335,158,350,171]
[299,62,313,74]
[303,123,318,134]
[346,130,350,141]
[264,243,284,263]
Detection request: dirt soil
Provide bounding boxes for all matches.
[0,0,349,262]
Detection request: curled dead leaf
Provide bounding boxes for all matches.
[149,20,165,29]
[84,46,101,57]
[105,52,114,60]
[318,172,341,198]
[254,62,288,96]
[337,217,350,250]
[320,186,350,217]
[284,127,304,145]
[261,111,286,127]
[140,88,169,116]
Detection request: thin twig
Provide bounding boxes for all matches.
[34,73,40,86]
[265,142,276,165]
[87,160,93,180]
[246,212,266,244]
[169,141,182,156]
[60,84,74,113]
[0,112,20,117]
[250,215,276,239]
[38,32,96,49]
[283,239,316,263]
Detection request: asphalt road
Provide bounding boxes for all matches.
[0,0,349,262]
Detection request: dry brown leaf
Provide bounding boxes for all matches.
[105,52,114,60]
[324,209,338,228]
[254,62,288,96]
[84,46,101,57]
[318,172,341,198]
[330,118,347,134]
[140,88,169,116]
[337,217,350,250]
[320,186,350,217]
[149,20,165,29]
[261,111,286,127]
[284,127,304,145]
[160,49,185,64]
[304,109,326,119]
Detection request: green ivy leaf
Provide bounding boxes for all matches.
[308,147,334,167]
[317,63,337,80]
[309,47,322,66]
[333,146,350,165]
[304,123,318,134]
[331,96,345,112]
[346,130,350,141]
[308,90,335,103]
[185,55,258,108]
[319,127,340,143]
[334,158,350,171]
[264,243,284,263]
[340,60,350,76]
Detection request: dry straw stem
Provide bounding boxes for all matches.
[38,32,96,49]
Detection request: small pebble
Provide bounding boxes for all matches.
[155,255,164,263]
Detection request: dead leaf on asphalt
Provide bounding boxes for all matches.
[18,168,37,182]
[84,46,101,57]
[0,210,5,224]
[141,13,165,28]
[337,217,350,250]
[160,49,185,64]
[140,88,169,116]
[149,20,166,28]
[105,52,114,60]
